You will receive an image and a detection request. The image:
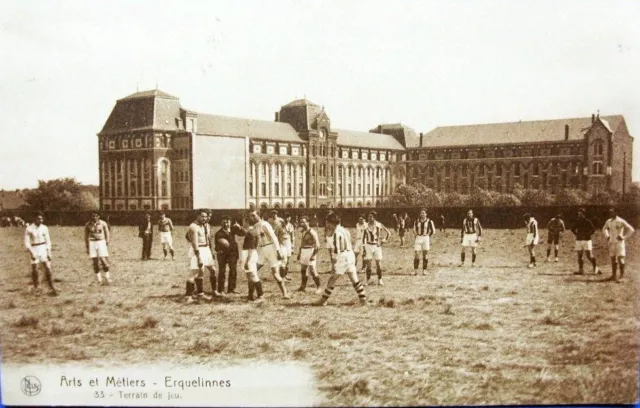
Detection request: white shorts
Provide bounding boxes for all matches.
[414,235,431,251]
[88,240,109,258]
[462,233,478,248]
[333,250,356,275]
[608,240,626,257]
[189,247,214,269]
[258,243,281,268]
[160,231,173,245]
[526,233,539,246]
[325,236,332,249]
[363,244,382,261]
[241,249,258,273]
[354,240,363,254]
[280,241,293,258]
[29,245,49,264]
[298,247,317,267]
[574,240,593,251]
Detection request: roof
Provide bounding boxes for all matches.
[419,115,624,148]
[196,114,303,142]
[282,98,320,108]
[119,89,178,101]
[335,129,405,150]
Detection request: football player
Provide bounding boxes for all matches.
[296,215,322,293]
[523,213,539,268]
[158,212,175,260]
[460,209,482,267]
[413,208,435,275]
[240,214,263,302]
[397,212,409,247]
[316,212,366,306]
[362,210,391,286]
[250,210,289,299]
[24,211,58,296]
[185,209,215,303]
[603,207,635,282]
[545,214,565,262]
[84,212,111,285]
[571,209,598,275]
[353,215,367,274]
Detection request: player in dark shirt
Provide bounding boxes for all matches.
[570,209,599,275]
[214,215,246,294]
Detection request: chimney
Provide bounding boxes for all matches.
[564,124,569,140]
[275,112,280,122]
[419,132,424,148]
[591,114,595,124]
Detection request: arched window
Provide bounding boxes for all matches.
[158,159,170,197]
[593,140,604,156]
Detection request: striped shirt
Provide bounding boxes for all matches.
[284,222,295,244]
[461,217,482,239]
[24,223,51,250]
[363,221,384,245]
[397,217,407,230]
[546,218,565,234]
[332,225,353,254]
[414,218,435,236]
[355,223,367,242]
[527,218,539,238]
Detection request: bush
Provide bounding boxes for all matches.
[468,187,495,207]
[555,189,589,206]
[518,189,555,206]
[491,192,521,207]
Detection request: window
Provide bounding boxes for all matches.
[593,141,604,156]
[515,163,521,176]
[261,182,266,196]
[292,147,299,155]
[362,152,368,160]
[533,163,539,176]
[108,140,115,149]
[592,162,603,175]
[330,165,334,178]
[367,185,371,195]
[130,181,136,196]
[279,146,288,155]
[380,153,386,161]
[496,165,502,177]
[266,146,274,154]
[371,152,377,161]
[274,183,280,196]
[249,182,253,197]
[312,164,316,177]
[287,183,292,196]
[312,183,316,195]
[312,144,317,156]
[299,183,303,195]
[348,184,352,195]
[253,145,262,154]
[122,140,129,149]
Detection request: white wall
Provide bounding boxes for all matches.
[192,135,248,209]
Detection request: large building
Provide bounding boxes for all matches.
[97,90,633,211]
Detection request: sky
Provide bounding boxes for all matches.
[1,0,639,189]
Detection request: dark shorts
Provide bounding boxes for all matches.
[398,228,406,237]
[547,233,560,245]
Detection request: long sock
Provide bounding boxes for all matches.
[376,264,382,280]
[322,286,334,301]
[590,257,596,268]
[620,263,625,278]
[554,248,558,258]
[163,249,168,257]
[577,255,584,271]
[282,266,288,278]
[531,255,536,265]
[186,281,195,296]
[353,281,366,300]
[611,261,617,278]
[104,271,111,281]
[255,281,264,297]
[209,274,216,293]
[44,269,54,289]
[313,276,321,288]
[461,252,465,263]
[413,259,419,270]
[546,248,551,258]
[31,267,39,287]
[472,253,476,264]
[170,249,175,258]
[300,272,308,289]
[366,267,371,281]
[195,278,204,294]
[247,281,255,300]
[423,257,428,270]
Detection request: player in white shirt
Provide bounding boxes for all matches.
[354,215,367,274]
[250,210,289,299]
[296,216,322,293]
[602,207,635,282]
[413,208,436,276]
[24,212,58,296]
[84,212,111,285]
[362,210,391,285]
[523,213,539,268]
[186,209,215,303]
[460,209,483,267]
[158,212,175,260]
[316,213,367,306]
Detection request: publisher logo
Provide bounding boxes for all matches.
[21,376,41,396]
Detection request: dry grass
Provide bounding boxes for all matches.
[0,225,638,406]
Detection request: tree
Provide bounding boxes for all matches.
[23,178,99,211]
[491,192,521,207]
[555,188,589,206]
[468,187,495,207]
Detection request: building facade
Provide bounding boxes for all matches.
[97,90,633,211]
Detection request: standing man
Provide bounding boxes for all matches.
[523,213,539,268]
[84,212,111,285]
[158,212,175,260]
[24,211,58,296]
[460,209,482,267]
[268,210,292,281]
[603,207,635,282]
[397,212,409,247]
[316,212,367,306]
[284,214,296,262]
[138,213,153,260]
[296,215,322,293]
[571,209,599,275]
[545,214,566,262]
[413,208,436,276]
[362,210,391,286]
[250,210,289,299]
[440,214,446,232]
[353,215,367,275]
[241,214,264,302]
[214,215,245,294]
[186,209,215,303]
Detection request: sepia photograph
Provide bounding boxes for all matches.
[0,0,638,406]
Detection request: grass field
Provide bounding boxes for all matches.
[0,224,638,405]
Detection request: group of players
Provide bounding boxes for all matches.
[22,206,635,303]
